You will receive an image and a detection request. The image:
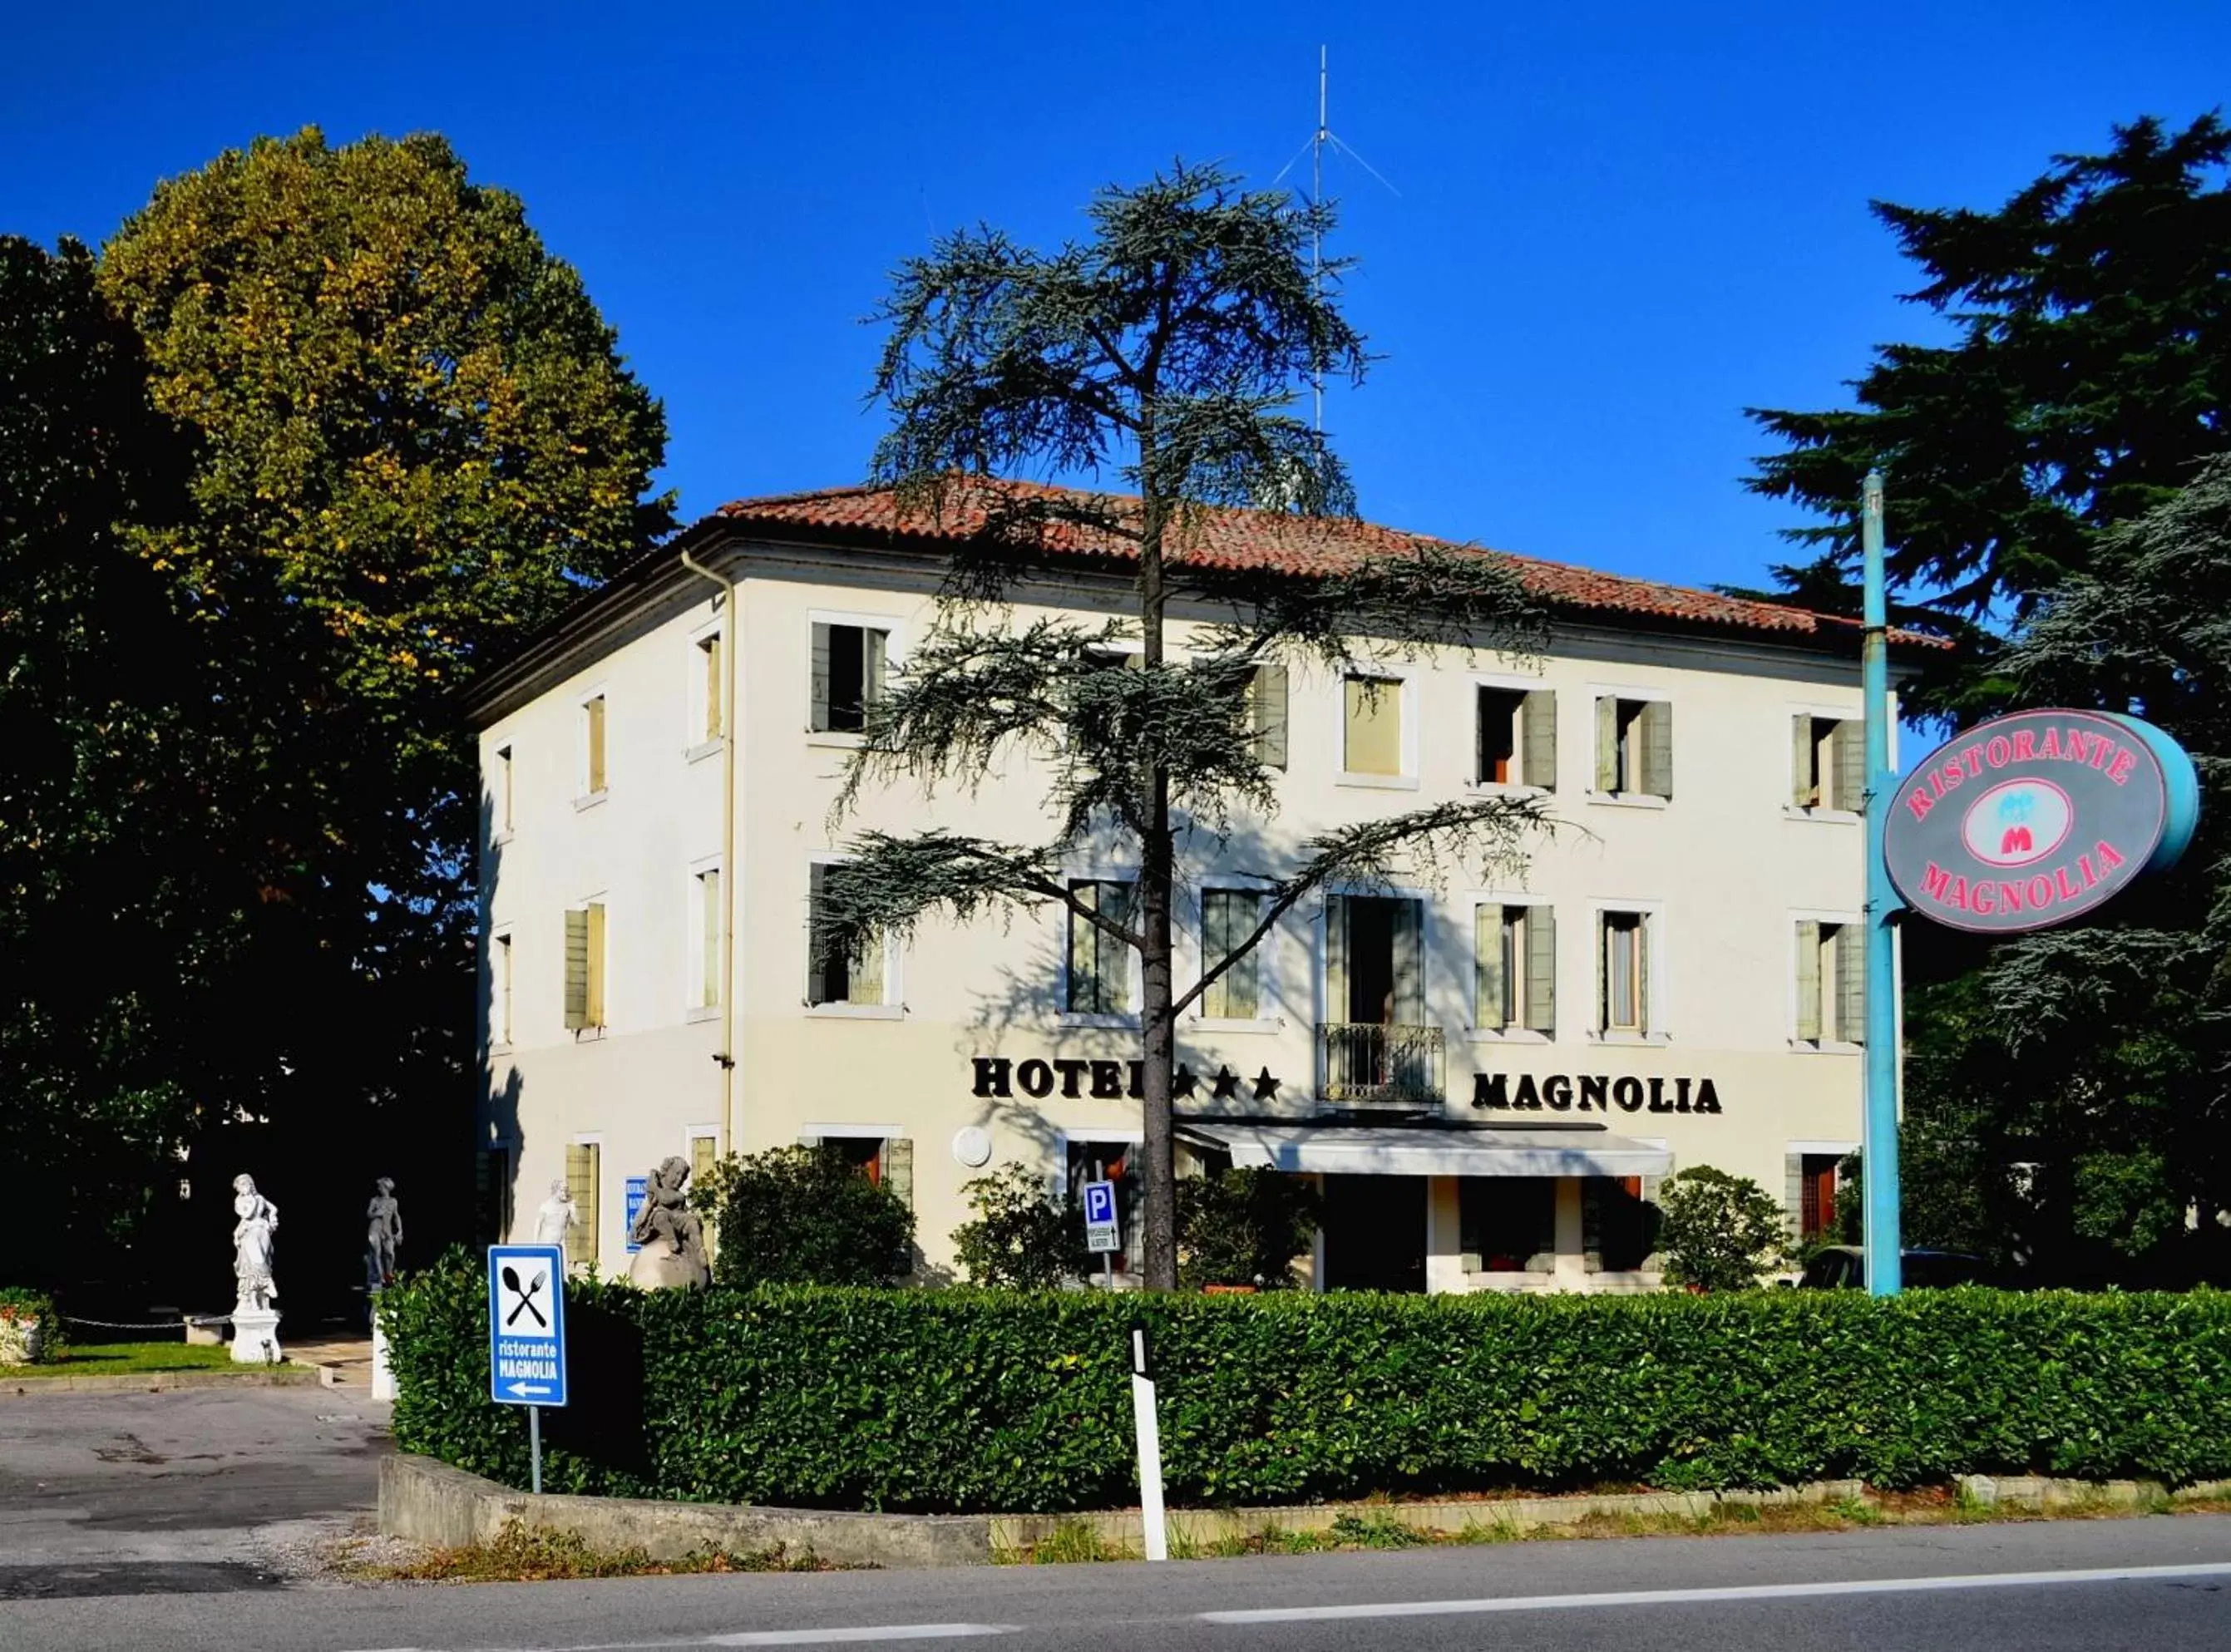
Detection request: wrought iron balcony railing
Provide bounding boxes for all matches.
[1319,1021,1446,1105]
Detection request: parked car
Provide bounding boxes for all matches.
[1795,1245,1991,1290]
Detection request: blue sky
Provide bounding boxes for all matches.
[6,2,2224,594]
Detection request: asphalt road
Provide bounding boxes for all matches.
[0,1383,389,1598]
[2,1511,2227,1650]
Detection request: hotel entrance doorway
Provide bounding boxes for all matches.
[1320,1174,1426,1292]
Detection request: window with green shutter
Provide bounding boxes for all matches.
[1067,879,1135,1015]
[1793,716,1863,811]
[1476,903,1543,1032]
[1246,665,1288,770]
[1200,888,1263,1020]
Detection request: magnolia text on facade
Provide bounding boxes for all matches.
[1472,1072,1723,1115]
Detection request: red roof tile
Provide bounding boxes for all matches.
[711,478,1947,649]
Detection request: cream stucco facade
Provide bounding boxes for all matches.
[468,495,1898,1292]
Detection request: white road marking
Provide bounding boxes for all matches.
[1200,1560,2231,1624]
[705,1629,1017,1647]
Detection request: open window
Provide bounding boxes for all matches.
[811,622,889,733]
[1792,715,1863,811]
[807,863,887,1008]
[1474,903,1555,1034]
[1795,919,1863,1046]
[1324,894,1441,1102]
[1596,908,1655,1037]
[1592,696,1671,799]
[1477,688,1557,788]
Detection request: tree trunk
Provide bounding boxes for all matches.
[1136,466,1179,1291]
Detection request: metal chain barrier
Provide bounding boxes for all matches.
[60,1314,231,1330]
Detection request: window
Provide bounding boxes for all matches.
[1245,665,1289,769]
[807,1133,915,1210]
[1795,919,1864,1046]
[581,694,608,796]
[493,743,514,836]
[1584,1177,1659,1272]
[492,931,514,1045]
[1474,688,1558,788]
[474,1147,511,1245]
[1592,696,1671,798]
[1597,910,1650,1035]
[1342,673,1403,776]
[811,622,889,733]
[563,902,606,1030]
[1792,716,1863,811]
[1474,903,1555,1034]
[1200,889,1265,1020]
[1067,880,1135,1015]
[1794,1152,1844,1241]
[565,1142,600,1267]
[1067,1139,1143,1275]
[688,1131,719,1189]
[696,632,724,743]
[695,868,723,1009]
[1459,1176,1555,1273]
[807,863,886,1007]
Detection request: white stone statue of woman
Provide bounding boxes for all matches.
[232,1174,279,1314]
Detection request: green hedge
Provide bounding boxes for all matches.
[382,1248,2231,1514]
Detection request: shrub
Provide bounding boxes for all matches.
[706,1145,915,1288]
[0,1288,60,1362]
[1177,1167,1322,1289]
[1656,1166,1791,1290]
[950,1162,1091,1289]
[383,1249,2231,1513]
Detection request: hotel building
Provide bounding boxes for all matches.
[465,481,1916,1292]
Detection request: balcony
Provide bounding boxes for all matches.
[1320,1022,1447,1106]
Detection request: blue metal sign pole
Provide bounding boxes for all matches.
[1861,470,1904,1297]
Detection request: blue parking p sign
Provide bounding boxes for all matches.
[487,1244,568,1408]
[1083,1179,1121,1255]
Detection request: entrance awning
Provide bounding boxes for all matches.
[1182,1122,1673,1179]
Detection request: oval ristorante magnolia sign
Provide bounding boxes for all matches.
[1885,708,2198,934]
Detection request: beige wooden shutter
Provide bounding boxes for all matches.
[807,864,830,1004]
[1343,676,1400,775]
[864,628,888,715]
[584,695,607,793]
[881,1137,914,1211]
[809,623,832,730]
[689,1134,717,1186]
[1594,696,1618,792]
[1784,1152,1806,1244]
[703,636,723,741]
[1324,895,1348,1025]
[1794,920,1822,1043]
[567,1143,600,1266]
[1594,911,1609,1031]
[1251,665,1289,769]
[1834,718,1866,813]
[1522,689,1557,789]
[1525,905,1557,1033]
[1392,900,1424,1025]
[585,902,606,1027]
[1636,913,1651,1032]
[850,917,886,1007]
[1792,715,1817,806]
[1475,905,1505,1030]
[699,870,722,1008]
[1642,700,1673,799]
[564,908,590,1029]
[1068,880,1097,1013]
[1836,921,1865,1045]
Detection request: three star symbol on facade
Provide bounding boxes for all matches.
[1174,1062,1281,1103]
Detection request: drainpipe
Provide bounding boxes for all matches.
[679,549,738,1156]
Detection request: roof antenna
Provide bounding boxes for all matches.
[1273,45,1399,432]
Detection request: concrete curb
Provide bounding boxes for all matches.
[377,1454,2231,1571]
[0,1364,321,1397]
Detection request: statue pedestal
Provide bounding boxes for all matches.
[627,1248,708,1290]
[230,1308,283,1365]
[369,1304,395,1400]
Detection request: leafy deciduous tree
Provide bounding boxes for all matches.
[1655,1166,1790,1292]
[949,1162,1092,1289]
[707,1145,916,1289]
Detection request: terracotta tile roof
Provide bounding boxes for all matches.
[710,478,1947,649]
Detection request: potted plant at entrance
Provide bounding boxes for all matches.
[0,1290,56,1364]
